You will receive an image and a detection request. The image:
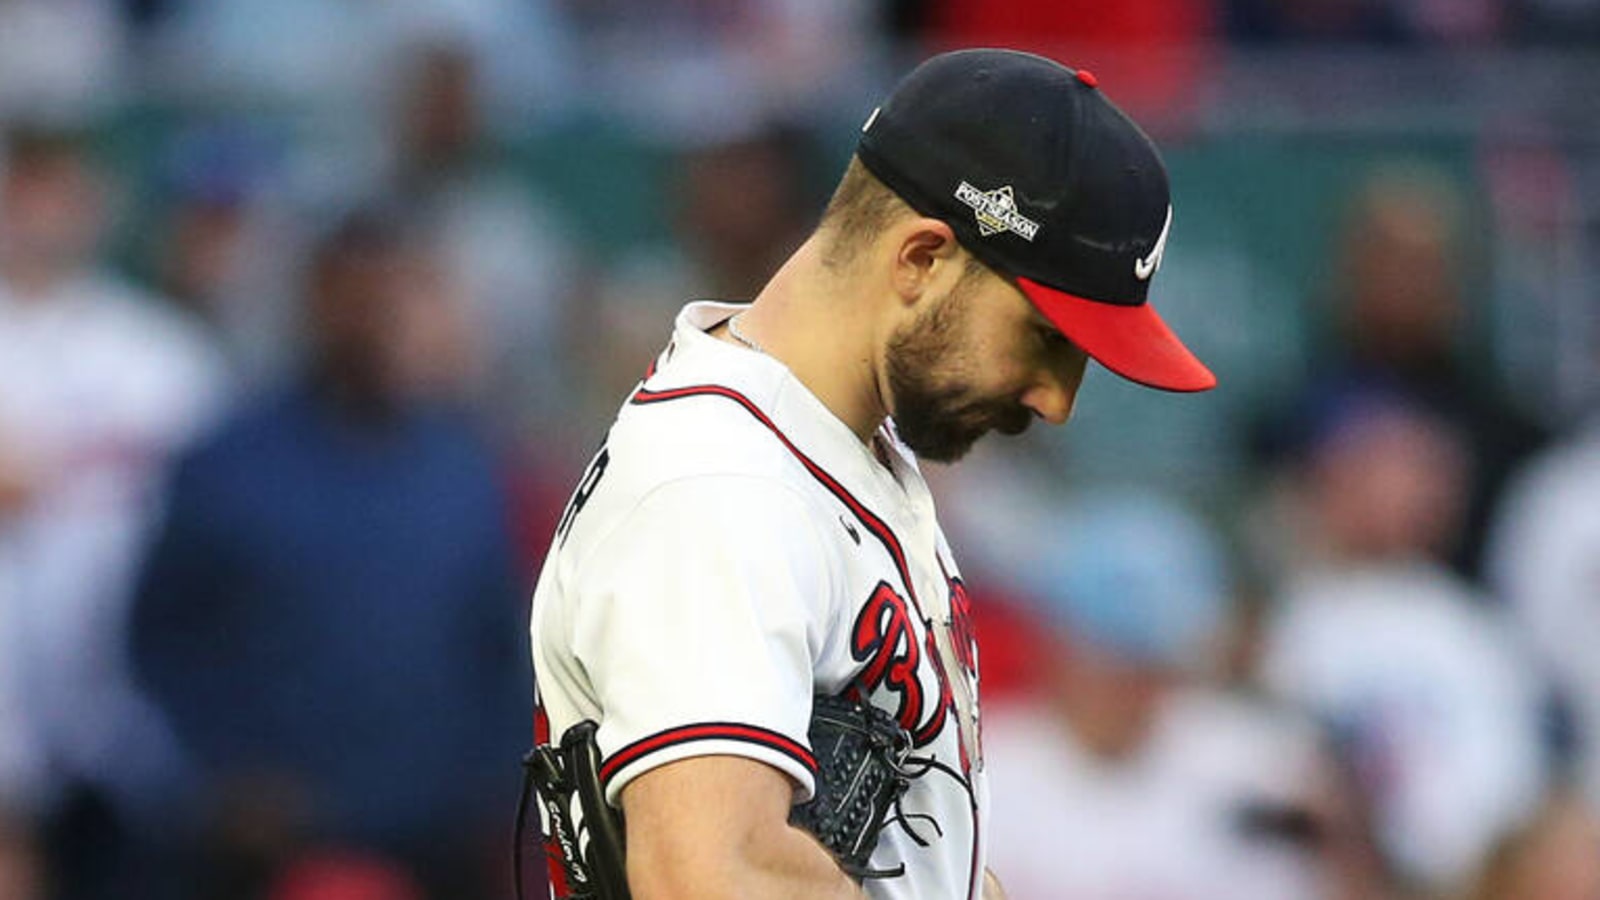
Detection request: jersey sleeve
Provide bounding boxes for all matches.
[567,474,840,806]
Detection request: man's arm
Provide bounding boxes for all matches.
[621,755,866,900]
[983,868,1008,900]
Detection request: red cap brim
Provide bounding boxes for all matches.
[1018,277,1217,392]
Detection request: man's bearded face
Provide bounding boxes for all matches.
[885,274,1034,463]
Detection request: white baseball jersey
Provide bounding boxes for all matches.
[530,301,989,900]
[0,272,225,810]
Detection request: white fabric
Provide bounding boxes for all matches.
[1487,422,1600,811]
[984,689,1331,900]
[530,301,988,900]
[1260,562,1546,889]
[0,273,226,812]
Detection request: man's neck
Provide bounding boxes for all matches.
[717,236,888,446]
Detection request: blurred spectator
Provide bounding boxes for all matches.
[145,124,303,385]
[1258,167,1549,580]
[137,0,578,126]
[0,124,226,889]
[130,208,531,900]
[1488,418,1600,813]
[137,0,424,111]
[1271,388,1472,569]
[1258,389,1547,893]
[1469,785,1600,900]
[381,38,579,440]
[666,126,820,302]
[583,124,822,426]
[391,42,482,193]
[0,811,44,900]
[983,490,1370,900]
[561,0,883,140]
[1479,133,1594,422]
[0,0,125,124]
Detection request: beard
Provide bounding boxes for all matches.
[884,284,1032,463]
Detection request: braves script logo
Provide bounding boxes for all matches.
[852,582,951,746]
[1133,205,1172,281]
[851,575,987,765]
[955,182,1040,241]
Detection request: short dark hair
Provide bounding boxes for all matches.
[817,155,916,269]
[818,156,990,289]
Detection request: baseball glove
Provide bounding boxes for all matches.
[518,721,632,900]
[518,695,917,899]
[790,693,917,881]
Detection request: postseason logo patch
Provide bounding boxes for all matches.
[955,181,1040,241]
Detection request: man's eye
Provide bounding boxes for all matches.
[1041,328,1086,361]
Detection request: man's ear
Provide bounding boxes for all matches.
[891,218,961,307]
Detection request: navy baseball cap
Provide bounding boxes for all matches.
[857,49,1216,392]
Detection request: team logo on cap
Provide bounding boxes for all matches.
[955,182,1040,241]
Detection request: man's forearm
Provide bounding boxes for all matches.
[629,821,866,900]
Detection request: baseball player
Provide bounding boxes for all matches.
[526,49,1216,900]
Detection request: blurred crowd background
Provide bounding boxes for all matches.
[0,1,1597,899]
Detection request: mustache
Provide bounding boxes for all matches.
[988,403,1033,436]
[936,402,1031,443]
[995,411,1032,436]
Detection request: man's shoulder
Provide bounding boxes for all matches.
[606,332,822,488]
[602,381,815,499]
[569,303,874,547]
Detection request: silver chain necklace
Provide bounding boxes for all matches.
[726,312,765,355]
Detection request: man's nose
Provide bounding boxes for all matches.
[1020,376,1075,425]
